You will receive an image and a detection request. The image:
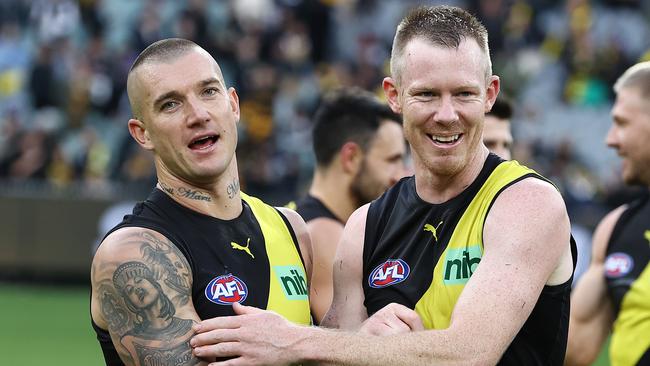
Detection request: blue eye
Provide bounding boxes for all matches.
[161,101,179,111]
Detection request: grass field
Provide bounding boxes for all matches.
[0,282,103,366]
[0,282,611,365]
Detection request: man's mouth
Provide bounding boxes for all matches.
[188,135,219,150]
[427,133,461,144]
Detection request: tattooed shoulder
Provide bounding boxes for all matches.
[91,228,201,366]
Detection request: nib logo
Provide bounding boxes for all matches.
[443,246,482,285]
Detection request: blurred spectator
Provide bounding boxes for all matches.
[0,0,647,219]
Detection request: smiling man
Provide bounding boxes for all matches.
[190,6,576,365]
[566,61,650,366]
[89,38,313,366]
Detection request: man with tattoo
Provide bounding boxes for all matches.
[90,38,313,366]
[291,87,407,323]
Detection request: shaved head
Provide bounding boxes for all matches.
[126,38,224,120]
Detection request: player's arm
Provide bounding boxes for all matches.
[304,218,344,324]
[90,227,209,366]
[294,178,573,365]
[564,207,623,366]
[277,207,314,287]
[320,204,370,329]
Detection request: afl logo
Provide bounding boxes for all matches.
[205,274,248,305]
[368,259,410,288]
[604,253,634,278]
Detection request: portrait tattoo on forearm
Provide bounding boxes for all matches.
[97,232,200,365]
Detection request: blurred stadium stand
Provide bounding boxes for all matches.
[1,0,649,282]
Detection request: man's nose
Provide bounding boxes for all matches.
[435,96,458,124]
[186,97,210,125]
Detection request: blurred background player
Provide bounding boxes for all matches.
[482,95,514,160]
[566,61,650,366]
[292,87,407,323]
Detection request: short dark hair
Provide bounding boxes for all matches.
[312,87,401,167]
[390,5,490,84]
[487,95,513,120]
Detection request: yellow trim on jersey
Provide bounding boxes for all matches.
[610,261,650,366]
[241,192,311,325]
[414,161,539,329]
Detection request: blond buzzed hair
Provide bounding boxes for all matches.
[614,61,650,98]
[390,5,491,84]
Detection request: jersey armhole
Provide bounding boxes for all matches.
[274,208,305,269]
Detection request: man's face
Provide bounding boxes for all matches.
[123,275,159,309]
[129,48,241,185]
[350,121,406,205]
[384,38,498,177]
[607,87,650,186]
[482,115,512,160]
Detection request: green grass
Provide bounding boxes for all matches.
[0,282,611,366]
[0,283,103,366]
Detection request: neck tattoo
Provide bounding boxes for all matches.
[158,182,212,202]
[226,179,240,199]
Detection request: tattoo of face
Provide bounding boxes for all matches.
[227,179,240,199]
[97,231,201,364]
[177,187,212,201]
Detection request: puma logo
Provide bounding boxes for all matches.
[424,221,444,242]
[231,238,254,259]
[644,230,650,245]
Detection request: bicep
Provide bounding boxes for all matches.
[321,206,369,330]
[565,208,622,365]
[308,219,344,324]
[447,180,572,360]
[91,227,202,366]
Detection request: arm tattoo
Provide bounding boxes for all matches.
[139,232,191,305]
[226,178,240,199]
[97,232,202,365]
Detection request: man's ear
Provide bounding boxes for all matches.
[228,87,241,122]
[383,77,401,114]
[339,142,363,175]
[128,119,154,150]
[484,75,500,113]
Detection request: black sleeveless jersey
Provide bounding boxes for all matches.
[604,191,650,365]
[363,154,577,365]
[92,189,311,365]
[295,194,343,223]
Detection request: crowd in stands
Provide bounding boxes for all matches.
[1,0,649,229]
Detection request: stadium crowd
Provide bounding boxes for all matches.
[0,0,649,229]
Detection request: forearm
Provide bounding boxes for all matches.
[295,326,495,366]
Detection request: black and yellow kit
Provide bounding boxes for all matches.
[295,194,343,223]
[92,189,310,365]
[363,154,576,365]
[605,191,650,366]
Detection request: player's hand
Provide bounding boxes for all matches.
[360,303,424,336]
[191,302,301,365]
